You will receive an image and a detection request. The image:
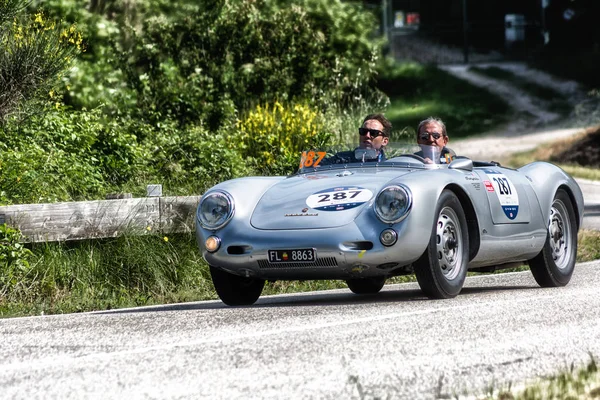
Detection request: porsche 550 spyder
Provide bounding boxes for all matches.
[195,143,584,306]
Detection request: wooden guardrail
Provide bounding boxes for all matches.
[0,196,201,243]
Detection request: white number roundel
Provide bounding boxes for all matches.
[485,171,520,220]
[306,187,373,211]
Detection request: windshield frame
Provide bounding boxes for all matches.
[295,142,443,174]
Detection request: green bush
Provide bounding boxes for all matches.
[0,224,34,299]
[137,120,254,195]
[0,140,104,204]
[0,0,389,205]
[31,0,137,113]
[116,0,382,128]
[0,108,145,203]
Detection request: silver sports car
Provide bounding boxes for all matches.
[195,143,584,306]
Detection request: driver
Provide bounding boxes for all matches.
[414,117,456,164]
[358,113,390,154]
[323,114,391,164]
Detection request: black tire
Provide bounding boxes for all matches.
[209,265,265,306]
[528,189,577,287]
[346,277,386,294]
[414,190,469,299]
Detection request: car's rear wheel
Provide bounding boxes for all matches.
[209,265,265,306]
[414,190,469,299]
[528,189,577,287]
[346,277,386,294]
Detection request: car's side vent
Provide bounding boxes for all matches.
[227,246,251,255]
[341,241,374,251]
[257,257,338,269]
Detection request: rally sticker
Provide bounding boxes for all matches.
[484,171,519,220]
[306,187,373,211]
[484,180,495,192]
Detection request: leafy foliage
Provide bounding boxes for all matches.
[0,0,25,26]
[0,108,144,203]
[137,120,254,195]
[116,0,381,128]
[0,224,33,298]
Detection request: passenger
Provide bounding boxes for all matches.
[414,117,456,164]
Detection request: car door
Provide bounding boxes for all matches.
[474,167,532,224]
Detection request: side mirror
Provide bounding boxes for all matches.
[448,157,473,171]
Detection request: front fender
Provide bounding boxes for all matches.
[373,170,465,260]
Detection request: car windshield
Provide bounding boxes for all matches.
[297,142,432,173]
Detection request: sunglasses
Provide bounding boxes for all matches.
[359,128,384,138]
[418,132,442,141]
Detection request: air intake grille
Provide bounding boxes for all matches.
[258,257,338,269]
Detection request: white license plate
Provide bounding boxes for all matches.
[268,249,316,263]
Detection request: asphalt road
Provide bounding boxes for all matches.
[2,261,600,399]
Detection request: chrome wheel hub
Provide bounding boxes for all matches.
[549,199,571,270]
[435,207,463,280]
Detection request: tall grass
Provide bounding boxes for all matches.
[0,229,417,317]
[0,233,214,316]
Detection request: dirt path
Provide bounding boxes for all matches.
[439,62,592,161]
[450,126,584,161]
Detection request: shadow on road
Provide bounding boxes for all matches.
[95,282,538,315]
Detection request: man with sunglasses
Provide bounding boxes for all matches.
[358,113,390,155]
[319,114,391,165]
[414,117,456,164]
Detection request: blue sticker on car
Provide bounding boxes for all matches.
[306,186,373,211]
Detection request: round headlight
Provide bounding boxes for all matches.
[198,190,234,230]
[374,185,412,224]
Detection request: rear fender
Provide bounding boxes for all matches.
[518,162,584,229]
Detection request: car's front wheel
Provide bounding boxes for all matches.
[346,277,386,294]
[209,266,265,306]
[414,190,469,299]
[528,188,577,287]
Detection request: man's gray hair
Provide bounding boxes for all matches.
[417,117,447,137]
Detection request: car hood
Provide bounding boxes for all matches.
[250,168,413,229]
